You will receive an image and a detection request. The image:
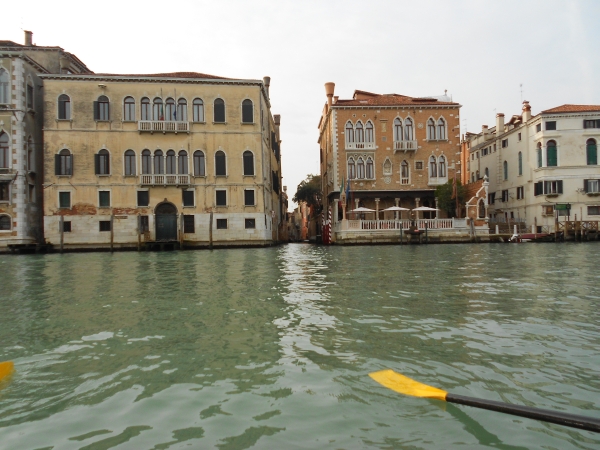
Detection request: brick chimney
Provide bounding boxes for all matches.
[522,101,531,122]
[24,30,33,46]
[496,113,505,135]
[325,82,335,108]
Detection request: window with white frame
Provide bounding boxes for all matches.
[365,121,374,143]
[345,121,354,144]
[355,122,364,143]
[438,155,446,177]
[166,150,176,174]
[0,132,8,168]
[123,96,135,121]
[154,150,164,174]
[99,190,110,208]
[94,95,110,121]
[243,151,254,176]
[178,150,188,174]
[177,98,187,121]
[585,179,600,193]
[124,150,136,175]
[517,186,524,199]
[429,156,437,177]
[244,189,255,206]
[58,94,71,120]
[141,97,151,120]
[404,118,414,140]
[242,99,253,123]
[394,118,403,141]
[365,157,374,179]
[192,98,204,122]
[347,157,356,179]
[356,157,365,179]
[165,98,176,121]
[193,151,205,176]
[56,149,72,175]
[59,191,71,208]
[95,149,110,175]
[401,160,409,185]
[214,98,225,123]
[215,150,226,176]
[427,119,436,140]
[216,189,227,206]
[0,69,8,104]
[0,215,11,230]
[153,98,163,120]
[141,149,151,174]
[437,118,446,140]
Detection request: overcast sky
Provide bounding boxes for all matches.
[5,0,599,210]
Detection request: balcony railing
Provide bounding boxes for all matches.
[345,142,376,150]
[140,174,191,186]
[393,140,418,152]
[346,219,455,231]
[138,121,189,133]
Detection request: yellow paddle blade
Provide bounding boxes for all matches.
[0,361,14,382]
[369,370,447,401]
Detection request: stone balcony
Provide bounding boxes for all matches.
[393,140,418,152]
[345,142,376,150]
[140,174,191,186]
[138,121,189,133]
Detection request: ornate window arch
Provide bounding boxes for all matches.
[365,121,374,143]
[438,155,446,177]
[355,121,364,143]
[587,138,598,165]
[356,157,365,179]
[345,121,354,143]
[478,199,486,218]
[404,118,414,140]
[427,118,436,140]
[401,160,409,184]
[429,155,437,178]
[394,118,403,141]
[366,157,374,179]
[347,157,356,179]
[0,132,8,169]
[437,118,446,140]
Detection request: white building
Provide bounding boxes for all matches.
[464,101,600,233]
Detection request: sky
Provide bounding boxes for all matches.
[4,0,599,210]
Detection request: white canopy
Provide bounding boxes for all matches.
[351,207,376,213]
[412,206,439,211]
[383,206,410,212]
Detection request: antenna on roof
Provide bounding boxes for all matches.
[520,83,523,103]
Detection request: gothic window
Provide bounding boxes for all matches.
[345,121,354,143]
[437,118,446,140]
[0,69,8,104]
[429,155,437,178]
[355,122,364,143]
[405,118,414,140]
[357,157,365,179]
[383,158,392,175]
[0,132,8,168]
[478,199,486,218]
[365,121,374,143]
[438,155,446,177]
[401,160,409,184]
[394,118,403,141]
[427,119,436,140]
[348,157,356,179]
[366,157,374,179]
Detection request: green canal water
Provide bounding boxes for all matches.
[0,244,599,449]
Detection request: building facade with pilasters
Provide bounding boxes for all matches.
[42,72,283,250]
[318,84,461,240]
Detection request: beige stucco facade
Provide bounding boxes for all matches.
[41,73,283,250]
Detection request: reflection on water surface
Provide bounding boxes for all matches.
[0,243,599,449]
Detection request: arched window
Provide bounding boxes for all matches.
[503,160,508,180]
[243,150,254,176]
[518,151,523,175]
[0,215,10,231]
[123,96,135,121]
[95,95,110,121]
[366,157,374,178]
[0,132,8,169]
[242,99,253,123]
[485,167,489,178]
[478,199,486,218]
[394,118,403,141]
[383,158,392,175]
[365,121,374,143]
[0,69,8,104]
[141,150,151,174]
[214,98,225,123]
[401,160,409,184]
[166,150,176,174]
[192,98,204,122]
[429,155,437,177]
[437,118,446,140]
[153,98,163,121]
[154,150,164,174]
[546,140,557,167]
[427,119,436,140]
[165,98,175,121]
[193,151,205,176]
[356,157,365,179]
[58,94,71,120]
[345,121,354,143]
[537,142,543,167]
[95,149,110,175]
[141,97,151,121]
[178,150,188,174]
[215,150,226,175]
[355,122,364,143]
[438,155,446,177]
[587,138,598,165]
[124,150,136,175]
[177,99,188,121]
[347,157,356,179]
[26,78,34,109]
[405,118,414,140]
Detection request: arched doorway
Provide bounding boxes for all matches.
[155,202,178,241]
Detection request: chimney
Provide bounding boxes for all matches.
[325,82,335,108]
[482,124,489,139]
[333,96,339,104]
[263,76,271,99]
[522,101,531,122]
[24,30,33,46]
[274,114,280,126]
[496,113,505,134]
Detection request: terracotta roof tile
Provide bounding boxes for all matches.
[335,92,458,107]
[542,104,600,114]
[0,40,22,47]
[95,71,230,80]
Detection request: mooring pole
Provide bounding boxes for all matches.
[209,210,213,250]
[60,215,64,254]
[110,213,114,252]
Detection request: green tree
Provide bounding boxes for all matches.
[293,174,322,209]
[435,178,466,217]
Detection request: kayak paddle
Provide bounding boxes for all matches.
[369,369,600,433]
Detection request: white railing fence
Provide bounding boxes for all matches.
[138,121,189,133]
[346,219,455,231]
[140,174,191,185]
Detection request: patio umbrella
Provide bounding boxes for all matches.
[412,206,439,211]
[351,207,376,213]
[383,206,410,211]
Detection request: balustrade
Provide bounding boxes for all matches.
[140,174,191,186]
[138,121,189,133]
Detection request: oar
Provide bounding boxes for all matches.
[0,361,14,383]
[369,370,600,433]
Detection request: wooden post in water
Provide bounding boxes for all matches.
[209,210,213,250]
[60,215,64,253]
[110,212,114,252]
[137,214,141,251]
[179,214,184,250]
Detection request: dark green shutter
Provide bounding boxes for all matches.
[557,180,563,194]
[55,154,61,175]
[94,154,100,174]
[584,179,589,193]
[534,182,542,196]
[587,144,597,165]
[106,102,110,121]
[547,144,557,166]
[93,101,99,120]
